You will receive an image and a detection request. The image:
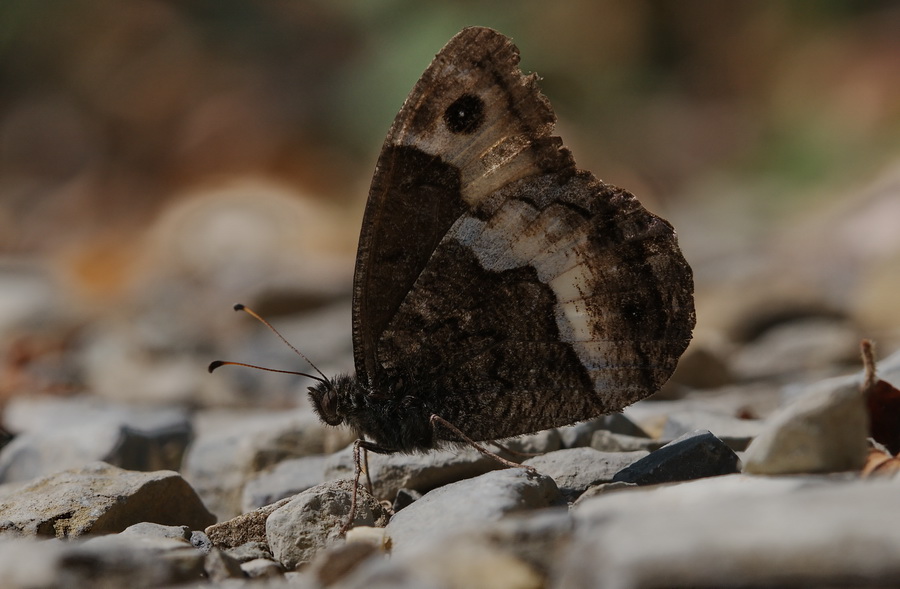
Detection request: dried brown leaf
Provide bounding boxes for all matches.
[862,447,900,477]
[860,340,900,454]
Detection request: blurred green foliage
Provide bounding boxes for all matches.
[1,0,899,252]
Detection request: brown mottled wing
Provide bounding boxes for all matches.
[352,27,573,388]
[380,171,695,440]
[354,26,695,438]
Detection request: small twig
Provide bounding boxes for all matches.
[861,339,877,392]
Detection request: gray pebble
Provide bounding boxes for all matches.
[524,447,648,501]
[566,474,900,587]
[241,454,327,512]
[324,443,504,501]
[590,429,666,452]
[558,414,649,448]
[206,496,293,550]
[743,375,868,474]
[119,522,192,541]
[204,547,246,581]
[182,409,331,520]
[225,540,274,563]
[0,461,215,538]
[386,468,561,554]
[0,396,191,484]
[266,479,389,569]
[240,557,285,579]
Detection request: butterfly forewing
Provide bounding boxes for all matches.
[352,27,573,387]
[378,170,693,440]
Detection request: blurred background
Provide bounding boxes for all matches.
[1,0,899,412]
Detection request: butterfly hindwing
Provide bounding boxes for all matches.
[378,170,694,440]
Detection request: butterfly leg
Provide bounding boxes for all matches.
[342,438,395,535]
[361,445,374,493]
[429,414,538,473]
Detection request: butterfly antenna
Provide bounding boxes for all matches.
[209,303,330,384]
[207,360,326,385]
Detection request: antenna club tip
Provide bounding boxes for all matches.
[208,360,225,373]
[233,303,246,311]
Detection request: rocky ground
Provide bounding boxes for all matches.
[1,168,899,588]
[3,4,900,588]
[1,313,900,588]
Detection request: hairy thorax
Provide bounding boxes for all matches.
[308,374,438,453]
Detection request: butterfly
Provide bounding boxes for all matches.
[306,27,695,461]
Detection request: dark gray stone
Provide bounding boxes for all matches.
[613,430,740,485]
[392,488,422,512]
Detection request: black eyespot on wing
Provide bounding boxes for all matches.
[443,93,485,134]
[622,299,643,320]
